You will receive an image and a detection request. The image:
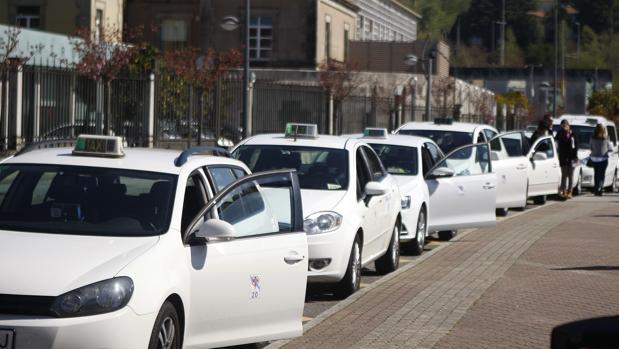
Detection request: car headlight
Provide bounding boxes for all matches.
[51,277,134,317]
[401,196,412,210]
[304,211,343,235]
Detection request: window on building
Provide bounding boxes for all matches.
[249,16,273,61]
[95,10,103,42]
[344,27,350,62]
[15,6,41,29]
[161,19,188,51]
[357,17,364,40]
[325,20,331,63]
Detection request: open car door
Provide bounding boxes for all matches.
[425,143,497,232]
[527,136,561,198]
[489,132,529,210]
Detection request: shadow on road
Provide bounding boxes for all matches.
[552,265,619,272]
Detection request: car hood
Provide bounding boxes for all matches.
[301,189,347,217]
[578,149,591,159]
[0,230,158,296]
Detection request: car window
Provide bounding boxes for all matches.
[369,143,419,176]
[0,164,177,237]
[208,176,293,237]
[534,138,555,159]
[425,143,443,164]
[476,132,486,144]
[181,172,207,234]
[495,132,528,157]
[421,146,434,176]
[356,148,371,200]
[483,129,498,141]
[233,145,348,191]
[435,143,491,176]
[362,146,386,181]
[208,167,237,193]
[232,168,247,178]
[608,126,618,146]
[399,129,473,154]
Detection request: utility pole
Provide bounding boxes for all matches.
[500,0,506,66]
[243,0,251,138]
[553,0,558,119]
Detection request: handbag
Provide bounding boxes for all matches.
[586,158,594,167]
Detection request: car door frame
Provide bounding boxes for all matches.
[424,142,497,232]
[527,135,560,197]
[182,169,307,347]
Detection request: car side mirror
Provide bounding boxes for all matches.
[365,181,388,196]
[195,219,236,242]
[427,167,455,179]
[490,151,500,161]
[531,152,548,161]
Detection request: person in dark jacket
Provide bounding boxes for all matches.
[530,120,549,146]
[555,120,578,199]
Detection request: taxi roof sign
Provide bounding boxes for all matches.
[433,118,453,125]
[363,128,388,138]
[73,135,125,158]
[285,123,318,139]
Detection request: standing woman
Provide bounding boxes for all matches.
[555,120,578,199]
[590,124,612,196]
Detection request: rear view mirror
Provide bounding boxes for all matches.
[428,167,455,179]
[195,219,236,242]
[531,152,548,161]
[365,181,388,196]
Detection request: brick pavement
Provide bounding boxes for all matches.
[276,195,619,349]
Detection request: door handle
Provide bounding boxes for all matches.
[284,253,305,265]
[516,164,527,170]
[483,183,496,190]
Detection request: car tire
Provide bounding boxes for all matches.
[403,208,426,256]
[376,223,400,274]
[533,195,547,205]
[496,207,509,217]
[438,230,456,241]
[573,173,582,196]
[148,301,181,349]
[336,236,362,298]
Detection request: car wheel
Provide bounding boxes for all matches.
[336,236,362,298]
[496,207,509,217]
[404,208,426,256]
[573,173,582,196]
[438,230,456,241]
[533,195,547,205]
[148,301,181,349]
[376,223,400,274]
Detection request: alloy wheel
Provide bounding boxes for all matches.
[158,317,176,349]
[417,210,426,251]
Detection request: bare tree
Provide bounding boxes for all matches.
[431,76,456,118]
[318,61,366,134]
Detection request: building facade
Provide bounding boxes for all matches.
[0,0,124,37]
[355,0,419,42]
[125,0,358,68]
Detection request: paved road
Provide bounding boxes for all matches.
[264,193,619,348]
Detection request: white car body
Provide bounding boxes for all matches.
[553,115,619,190]
[232,133,402,286]
[396,121,525,211]
[355,133,497,249]
[0,145,308,348]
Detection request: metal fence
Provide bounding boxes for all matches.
[0,64,504,152]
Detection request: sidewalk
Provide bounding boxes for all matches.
[277,194,619,349]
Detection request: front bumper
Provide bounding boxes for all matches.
[306,224,356,283]
[0,306,156,349]
[581,166,594,188]
[399,209,418,243]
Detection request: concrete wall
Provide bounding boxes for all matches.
[316,0,357,64]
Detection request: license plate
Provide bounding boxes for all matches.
[0,329,14,349]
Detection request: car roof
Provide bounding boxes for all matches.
[351,133,431,148]
[239,133,359,149]
[554,114,611,126]
[397,121,495,133]
[3,147,243,174]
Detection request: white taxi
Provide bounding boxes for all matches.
[232,124,402,296]
[552,115,618,192]
[356,128,497,254]
[0,135,308,349]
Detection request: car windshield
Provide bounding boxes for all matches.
[0,164,177,237]
[398,129,474,154]
[552,125,595,150]
[233,145,349,190]
[368,144,418,176]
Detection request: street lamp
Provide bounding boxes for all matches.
[404,51,435,121]
[221,0,251,139]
